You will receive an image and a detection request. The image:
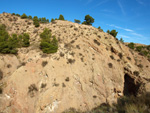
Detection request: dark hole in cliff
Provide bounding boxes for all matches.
[123,73,140,96]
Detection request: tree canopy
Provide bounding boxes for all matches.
[82,15,94,25]
[0,24,30,54]
[107,30,118,38]
[33,16,40,27]
[58,14,65,20]
[40,28,58,53]
[21,13,28,19]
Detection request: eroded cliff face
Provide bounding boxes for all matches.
[0,13,150,113]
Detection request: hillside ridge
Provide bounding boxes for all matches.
[0,12,150,113]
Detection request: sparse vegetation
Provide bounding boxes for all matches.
[63,93,150,113]
[7,64,12,68]
[137,64,143,68]
[76,45,80,49]
[74,19,81,24]
[118,53,123,59]
[39,17,49,23]
[108,63,113,68]
[127,56,131,60]
[60,52,64,57]
[12,13,15,15]
[120,37,124,43]
[93,39,100,46]
[62,83,66,87]
[107,30,110,34]
[16,14,20,17]
[127,43,150,58]
[67,59,75,64]
[40,28,58,53]
[0,70,3,80]
[63,108,81,113]
[133,71,139,76]
[28,84,38,97]
[110,55,114,60]
[42,61,48,67]
[0,87,2,94]
[97,26,103,32]
[136,46,143,52]
[41,83,47,88]
[65,77,70,82]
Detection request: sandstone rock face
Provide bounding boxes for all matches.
[0,13,150,113]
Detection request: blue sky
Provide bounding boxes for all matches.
[0,0,150,45]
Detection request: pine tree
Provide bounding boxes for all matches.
[82,15,94,25]
[58,14,65,20]
[33,16,40,27]
[21,13,28,19]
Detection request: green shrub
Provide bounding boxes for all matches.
[40,28,51,40]
[22,33,30,47]
[110,30,118,38]
[33,16,40,27]
[39,17,49,23]
[107,30,110,34]
[74,19,81,24]
[128,42,135,49]
[82,14,94,25]
[118,52,123,59]
[120,37,124,43]
[58,14,65,20]
[97,26,103,32]
[0,24,30,54]
[107,30,118,38]
[21,13,28,19]
[12,13,15,15]
[140,51,148,56]
[146,45,150,51]
[42,61,48,67]
[136,46,143,52]
[40,28,58,54]
[16,14,20,17]
[28,15,32,19]
[0,24,6,31]
[46,19,49,23]
[51,18,55,22]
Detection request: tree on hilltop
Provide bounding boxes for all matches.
[110,30,118,38]
[82,15,94,25]
[21,13,28,19]
[33,16,40,27]
[74,19,81,24]
[28,15,32,19]
[58,14,65,20]
[51,18,55,22]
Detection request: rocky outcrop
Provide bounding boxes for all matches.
[0,13,150,113]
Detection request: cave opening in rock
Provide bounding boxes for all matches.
[123,73,140,96]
